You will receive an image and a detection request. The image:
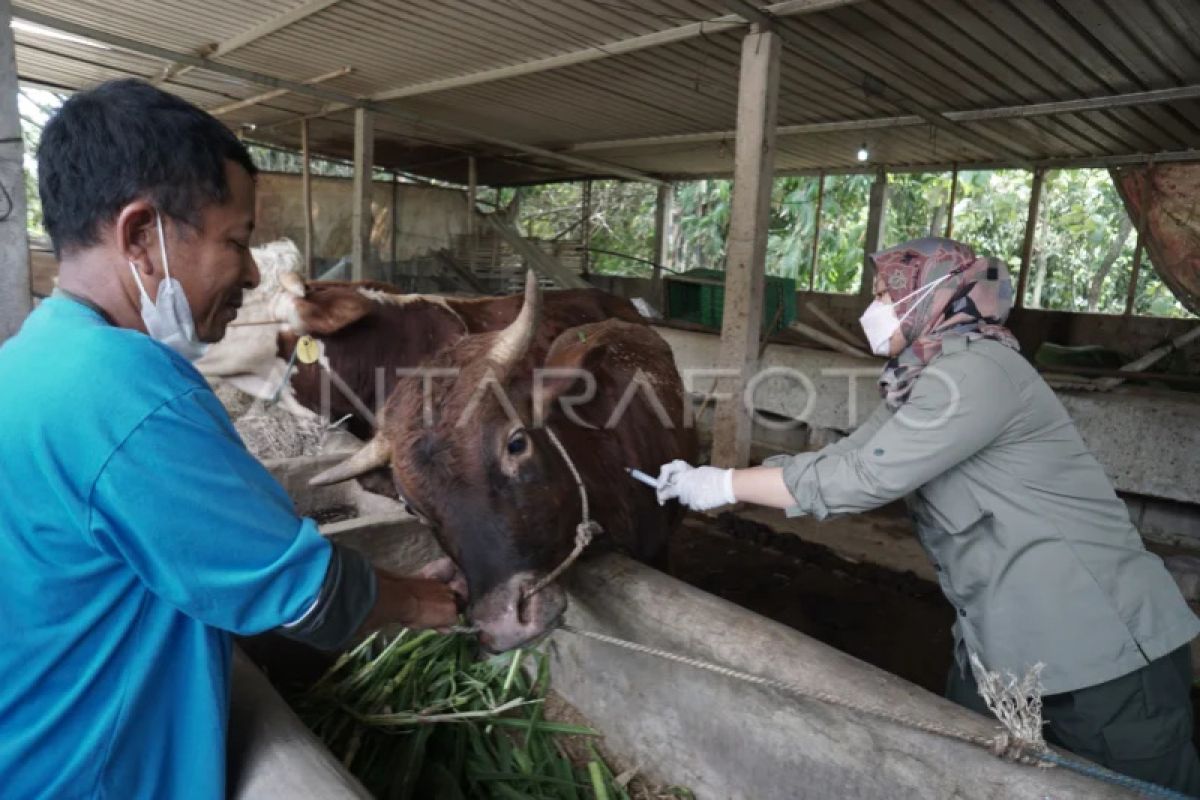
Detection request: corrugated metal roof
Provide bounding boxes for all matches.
[12,0,1200,184]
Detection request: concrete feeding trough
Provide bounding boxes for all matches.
[226,455,1131,799]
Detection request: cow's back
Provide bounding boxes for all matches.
[450,289,643,333]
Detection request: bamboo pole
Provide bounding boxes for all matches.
[944,163,958,239]
[808,171,825,292]
[805,301,864,348]
[1123,163,1155,316]
[1014,168,1046,309]
[787,322,874,359]
[301,119,313,277]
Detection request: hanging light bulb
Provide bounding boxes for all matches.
[856,143,870,162]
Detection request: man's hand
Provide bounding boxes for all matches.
[655,460,736,511]
[357,562,464,635]
[417,556,468,601]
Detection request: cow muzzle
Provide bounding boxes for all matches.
[470,571,567,653]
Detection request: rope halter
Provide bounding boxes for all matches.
[520,426,602,600]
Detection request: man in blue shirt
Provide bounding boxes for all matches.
[0,79,459,799]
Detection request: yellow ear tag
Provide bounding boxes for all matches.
[295,335,320,365]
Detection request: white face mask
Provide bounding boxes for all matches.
[859,272,954,357]
[128,214,209,362]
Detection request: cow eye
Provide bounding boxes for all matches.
[507,430,528,455]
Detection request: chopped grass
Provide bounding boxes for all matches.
[288,629,670,799]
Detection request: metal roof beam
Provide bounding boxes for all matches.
[660,149,1200,181]
[10,7,662,184]
[571,116,923,151]
[207,65,351,117]
[261,0,863,128]
[372,0,861,102]
[719,0,1027,162]
[946,84,1200,121]
[569,82,1200,152]
[156,0,344,85]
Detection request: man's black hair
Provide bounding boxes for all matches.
[38,78,258,258]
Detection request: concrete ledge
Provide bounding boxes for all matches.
[228,647,370,799]
[322,514,444,571]
[551,553,1130,800]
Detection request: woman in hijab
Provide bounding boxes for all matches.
[656,237,1200,793]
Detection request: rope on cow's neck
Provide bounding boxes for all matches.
[520,426,602,602]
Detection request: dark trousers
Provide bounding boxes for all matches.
[946,645,1200,797]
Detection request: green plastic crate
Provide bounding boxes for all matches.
[665,269,796,333]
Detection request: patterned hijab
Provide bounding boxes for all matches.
[869,237,1020,409]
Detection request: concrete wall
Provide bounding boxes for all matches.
[0,4,32,343]
[228,648,370,800]
[655,325,1200,507]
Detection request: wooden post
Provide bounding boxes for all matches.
[351,107,374,281]
[652,182,673,304]
[860,167,888,299]
[390,172,399,281]
[711,26,781,469]
[1014,168,1046,309]
[300,119,314,277]
[581,180,592,277]
[466,156,477,237]
[0,2,30,343]
[1124,163,1155,316]
[808,171,825,292]
[465,156,477,289]
[944,163,958,239]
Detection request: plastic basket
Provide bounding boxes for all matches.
[665,269,796,333]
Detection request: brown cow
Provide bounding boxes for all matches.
[312,272,695,651]
[199,261,644,440]
[280,281,644,438]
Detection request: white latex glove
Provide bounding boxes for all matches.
[655,460,736,511]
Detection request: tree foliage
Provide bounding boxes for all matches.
[514,169,1190,318]
[16,87,63,241]
[14,88,1191,319]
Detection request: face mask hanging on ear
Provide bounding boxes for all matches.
[859,271,956,357]
[128,213,209,362]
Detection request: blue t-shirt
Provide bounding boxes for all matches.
[0,297,332,799]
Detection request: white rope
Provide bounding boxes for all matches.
[556,623,1017,754]
[521,427,601,599]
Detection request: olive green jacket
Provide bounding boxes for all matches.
[765,335,1198,694]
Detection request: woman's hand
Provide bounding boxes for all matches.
[655,460,736,510]
[655,461,799,512]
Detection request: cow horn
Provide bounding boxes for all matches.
[487,270,541,370]
[309,435,391,486]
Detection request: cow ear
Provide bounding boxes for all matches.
[534,339,609,425]
[292,287,374,335]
